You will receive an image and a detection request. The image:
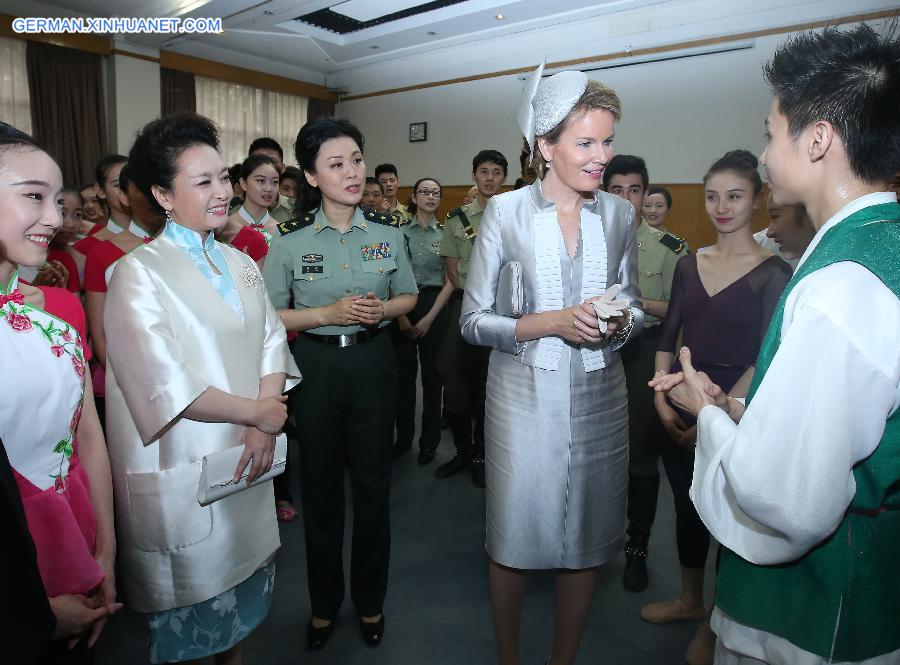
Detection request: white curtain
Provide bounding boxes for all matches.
[0,36,32,134]
[195,76,307,168]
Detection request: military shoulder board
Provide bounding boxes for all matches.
[447,207,476,240]
[659,232,686,254]
[362,207,403,227]
[278,213,316,236]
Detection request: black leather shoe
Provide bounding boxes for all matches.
[470,457,486,488]
[306,619,334,650]
[417,447,437,465]
[623,544,649,592]
[392,441,411,459]
[435,453,470,478]
[359,615,385,647]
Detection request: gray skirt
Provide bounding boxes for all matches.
[485,346,628,570]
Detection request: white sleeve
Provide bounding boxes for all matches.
[690,263,900,565]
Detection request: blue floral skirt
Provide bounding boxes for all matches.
[148,561,276,663]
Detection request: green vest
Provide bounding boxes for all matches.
[716,202,900,661]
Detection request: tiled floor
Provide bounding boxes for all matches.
[97,432,716,664]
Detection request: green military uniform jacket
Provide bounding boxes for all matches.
[636,219,689,327]
[402,216,445,287]
[387,200,412,223]
[262,206,418,335]
[439,198,484,290]
[269,195,294,224]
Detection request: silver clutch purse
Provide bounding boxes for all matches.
[197,434,287,506]
[495,260,524,318]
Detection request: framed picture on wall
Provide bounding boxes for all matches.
[409,122,427,142]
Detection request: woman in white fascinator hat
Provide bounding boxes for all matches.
[460,63,644,664]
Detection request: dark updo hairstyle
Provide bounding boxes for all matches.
[647,185,673,209]
[0,122,45,171]
[94,153,127,188]
[294,117,365,214]
[117,162,133,191]
[227,163,242,186]
[406,177,442,215]
[127,112,220,215]
[703,149,763,195]
[240,153,279,181]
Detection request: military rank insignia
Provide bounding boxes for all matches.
[361,242,391,260]
[659,233,686,254]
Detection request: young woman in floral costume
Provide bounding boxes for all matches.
[0,122,120,663]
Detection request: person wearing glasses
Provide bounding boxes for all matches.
[391,178,454,464]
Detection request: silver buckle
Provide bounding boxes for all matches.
[337,334,356,348]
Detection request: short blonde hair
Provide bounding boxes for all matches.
[531,80,621,176]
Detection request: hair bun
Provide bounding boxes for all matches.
[722,149,758,170]
[704,148,763,194]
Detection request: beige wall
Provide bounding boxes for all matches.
[339,33,789,188]
[108,52,160,155]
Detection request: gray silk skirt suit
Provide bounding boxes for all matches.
[461,180,644,569]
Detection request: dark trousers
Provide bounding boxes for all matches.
[39,639,94,665]
[437,292,489,454]
[621,326,664,549]
[653,412,711,569]
[293,332,397,619]
[390,286,449,451]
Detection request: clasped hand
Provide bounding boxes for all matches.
[649,346,728,418]
[556,298,630,345]
[329,292,386,326]
[234,394,288,484]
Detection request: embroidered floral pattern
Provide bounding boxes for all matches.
[149,561,275,664]
[6,310,33,332]
[1,279,86,490]
[249,224,273,246]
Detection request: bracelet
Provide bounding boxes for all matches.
[612,308,635,343]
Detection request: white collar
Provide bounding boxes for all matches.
[128,220,151,239]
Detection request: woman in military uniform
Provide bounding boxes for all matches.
[391,178,454,464]
[262,117,417,651]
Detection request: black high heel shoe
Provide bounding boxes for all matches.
[306,619,334,650]
[359,615,385,647]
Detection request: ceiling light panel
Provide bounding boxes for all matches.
[331,0,427,22]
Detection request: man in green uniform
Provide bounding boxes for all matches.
[437,149,508,488]
[375,163,412,221]
[604,155,689,591]
[361,177,387,212]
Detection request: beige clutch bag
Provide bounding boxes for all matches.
[495,260,524,318]
[197,434,287,506]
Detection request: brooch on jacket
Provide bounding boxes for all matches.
[241,262,262,288]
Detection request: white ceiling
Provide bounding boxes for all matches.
[4,0,668,78]
[2,0,896,95]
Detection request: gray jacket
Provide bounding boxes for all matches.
[461,179,644,371]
